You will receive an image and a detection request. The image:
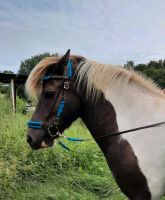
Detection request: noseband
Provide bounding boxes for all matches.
[27,59,73,139]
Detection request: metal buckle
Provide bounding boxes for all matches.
[54,117,60,125]
[64,81,69,89]
[47,124,59,138]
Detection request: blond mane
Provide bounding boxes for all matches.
[25,55,84,98]
[26,56,165,100]
[25,56,60,98]
[76,60,165,102]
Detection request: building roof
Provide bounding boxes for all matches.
[0,73,28,84]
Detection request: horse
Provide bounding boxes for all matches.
[26,50,165,200]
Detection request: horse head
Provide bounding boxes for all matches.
[26,50,83,149]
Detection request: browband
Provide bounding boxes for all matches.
[42,59,73,81]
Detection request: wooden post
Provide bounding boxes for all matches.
[11,79,16,113]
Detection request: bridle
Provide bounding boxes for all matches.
[27,58,73,139]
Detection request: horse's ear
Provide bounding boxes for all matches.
[57,49,70,74]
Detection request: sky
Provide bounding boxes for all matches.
[0,0,165,73]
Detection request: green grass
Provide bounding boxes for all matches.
[0,96,126,200]
[0,96,164,200]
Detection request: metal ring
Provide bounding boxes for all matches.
[64,81,69,89]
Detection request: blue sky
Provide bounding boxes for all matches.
[0,0,165,73]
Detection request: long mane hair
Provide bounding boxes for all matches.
[76,60,165,102]
[26,56,165,100]
[25,55,82,98]
[26,56,60,97]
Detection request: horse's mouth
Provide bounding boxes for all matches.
[41,139,54,148]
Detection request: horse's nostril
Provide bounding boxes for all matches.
[27,135,32,144]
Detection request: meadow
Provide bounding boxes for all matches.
[0,96,164,200]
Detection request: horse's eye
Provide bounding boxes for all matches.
[43,91,55,98]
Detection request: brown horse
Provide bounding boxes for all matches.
[26,50,165,200]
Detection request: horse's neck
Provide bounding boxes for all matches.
[79,82,165,153]
[80,96,119,153]
[104,83,165,130]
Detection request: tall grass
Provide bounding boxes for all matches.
[0,96,164,200]
[0,96,126,200]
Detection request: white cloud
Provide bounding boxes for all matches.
[0,0,165,73]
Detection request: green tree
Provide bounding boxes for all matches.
[2,70,14,74]
[143,68,165,88]
[134,63,147,72]
[133,59,165,88]
[124,60,134,69]
[19,52,58,75]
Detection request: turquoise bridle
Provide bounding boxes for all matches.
[27,59,73,138]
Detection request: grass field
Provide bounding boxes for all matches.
[0,96,164,200]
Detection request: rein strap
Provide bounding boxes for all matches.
[57,121,165,151]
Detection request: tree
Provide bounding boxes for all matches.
[2,70,14,74]
[133,59,165,88]
[124,61,134,69]
[19,52,59,75]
